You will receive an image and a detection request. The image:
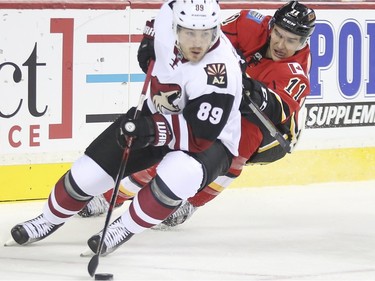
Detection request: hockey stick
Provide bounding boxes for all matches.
[88,60,155,277]
[243,90,292,153]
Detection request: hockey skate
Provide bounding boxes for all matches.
[77,194,124,218]
[78,194,110,218]
[8,214,63,246]
[86,216,134,256]
[153,201,197,230]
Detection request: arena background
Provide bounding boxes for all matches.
[0,0,374,202]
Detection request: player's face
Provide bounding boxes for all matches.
[177,26,215,62]
[268,25,303,61]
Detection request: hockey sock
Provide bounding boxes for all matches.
[103,164,158,205]
[44,171,92,225]
[121,176,181,233]
[187,184,221,207]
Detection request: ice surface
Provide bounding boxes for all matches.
[1,181,375,280]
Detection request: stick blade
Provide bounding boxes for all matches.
[88,254,99,277]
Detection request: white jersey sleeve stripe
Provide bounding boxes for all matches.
[163,115,176,149]
[177,114,189,151]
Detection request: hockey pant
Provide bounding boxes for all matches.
[42,116,232,229]
[104,118,263,209]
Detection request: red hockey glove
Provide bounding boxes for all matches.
[120,113,172,150]
[137,19,155,74]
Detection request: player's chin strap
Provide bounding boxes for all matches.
[243,90,292,153]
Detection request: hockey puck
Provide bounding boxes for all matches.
[94,273,114,280]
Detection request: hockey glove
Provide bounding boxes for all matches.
[242,74,268,111]
[137,19,155,74]
[119,113,172,150]
[241,75,284,127]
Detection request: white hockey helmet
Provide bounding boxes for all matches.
[172,0,221,48]
[173,0,221,30]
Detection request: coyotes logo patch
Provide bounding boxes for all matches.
[204,63,228,89]
[151,77,182,114]
[152,89,181,113]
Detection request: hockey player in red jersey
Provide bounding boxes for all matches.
[8,0,243,256]
[79,1,316,227]
[167,0,316,226]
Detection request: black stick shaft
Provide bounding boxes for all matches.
[243,91,291,153]
[88,60,155,277]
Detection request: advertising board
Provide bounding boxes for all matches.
[1,1,374,201]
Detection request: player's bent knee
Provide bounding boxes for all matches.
[157,151,203,200]
[71,155,115,196]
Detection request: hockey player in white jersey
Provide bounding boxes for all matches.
[78,1,317,231]
[9,0,242,256]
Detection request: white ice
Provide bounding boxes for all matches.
[1,181,375,281]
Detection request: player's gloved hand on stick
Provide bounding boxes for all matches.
[241,75,283,126]
[137,19,155,74]
[242,74,268,109]
[119,111,172,150]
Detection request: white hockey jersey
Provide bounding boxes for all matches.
[146,0,242,156]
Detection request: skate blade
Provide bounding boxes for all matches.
[151,224,172,231]
[80,247,95,257]
[4,238,18,246]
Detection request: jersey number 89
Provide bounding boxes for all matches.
[197,102,223,125]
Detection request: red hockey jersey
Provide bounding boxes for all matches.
[222,10,312,162]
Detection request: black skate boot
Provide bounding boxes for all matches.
[11,214,64,245]
[87,216,134,256]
